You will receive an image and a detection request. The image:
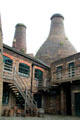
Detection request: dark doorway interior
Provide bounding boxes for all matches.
[75,93,80,116]
[65,84,72,115]
[34,94,42,108]
[2,83,10,105]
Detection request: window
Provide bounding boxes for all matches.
[19,63,30,76]
[35,69,43,81]
[3,55,13,71]
[35,69,43,87]
[68,62,75,77]
[56,66,62,79]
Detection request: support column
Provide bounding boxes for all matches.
[60,87,66,115]
[0,16,3,116]
[71,91,75,116]
[31,64,34,93]
[41,95,44,108]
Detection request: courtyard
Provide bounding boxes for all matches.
[0,115,80,120]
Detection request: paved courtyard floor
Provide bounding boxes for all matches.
[0,115,80,120]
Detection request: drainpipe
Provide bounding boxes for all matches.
[31,63,34,93]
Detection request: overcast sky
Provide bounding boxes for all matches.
[0,0,80,55]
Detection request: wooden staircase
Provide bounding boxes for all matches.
[3,65,38,115]
[14,73,37,109]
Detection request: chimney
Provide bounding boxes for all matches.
[13,23,27,53]
[50,14,65,36]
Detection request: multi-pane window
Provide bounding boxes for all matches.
[56,66,62,79]
[68,62,75,77]
[35,69,43,81]
[3,55,13,71]
[19,63,30,76]
[35,69,43,87]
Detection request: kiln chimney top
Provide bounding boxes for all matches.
[51,13,64,20]
[15,23,26,29]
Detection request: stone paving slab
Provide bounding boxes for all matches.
[0,115,80,120]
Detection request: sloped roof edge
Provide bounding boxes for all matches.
[3,43,50,69]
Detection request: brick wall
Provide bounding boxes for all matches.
[2,46,49,112]
[0,20,3,116]
[3,47,49,93]
[51,52,80,84]
[50,52,80,115]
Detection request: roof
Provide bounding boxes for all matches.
[51,52,79,66]
[3,44,50,69]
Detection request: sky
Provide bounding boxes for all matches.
[0,0,80,55]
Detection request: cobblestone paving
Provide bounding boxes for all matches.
[0,115,80,120]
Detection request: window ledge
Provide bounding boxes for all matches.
[35,78,39,81]
[18,72,30,78]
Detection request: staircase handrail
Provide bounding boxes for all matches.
[13,68,37,108]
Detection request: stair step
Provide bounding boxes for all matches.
[14,92,19,95]
[8,83,15,85]
[12,87,18,90]
[12,90,18,93]
[8,75,38,110]
[9,86,16,89]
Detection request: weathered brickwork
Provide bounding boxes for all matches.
[3,46,49,91]
[0,17,3,116]
[50,53,80,115]
[13,24,27,53]
[2,45,49,114]
[51,53,80,84]
[1,13,80,116]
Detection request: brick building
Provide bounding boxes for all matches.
[50,53,80,116]
[0,15,3,116]
[0,14,80,116]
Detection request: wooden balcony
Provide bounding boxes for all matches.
[3,63,48,90]
[3,63,37,110]
[37,80,44,90]
[51,66,80,85]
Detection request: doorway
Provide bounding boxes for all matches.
[65,84,72,115]
[34,94,42,108]
[75,93,80,116]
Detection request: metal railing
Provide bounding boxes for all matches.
[3,63,13,80]
[3,63,37,110]
[3,63,44,88]
[14,73,37,108]
[3,63,13,71]
[36,80,43,88]
[51,66,80,84]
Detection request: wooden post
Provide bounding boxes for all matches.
[71,91,75,116]
[24,88,27,116]
[60,87,65,115]
[31,64,34,93]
